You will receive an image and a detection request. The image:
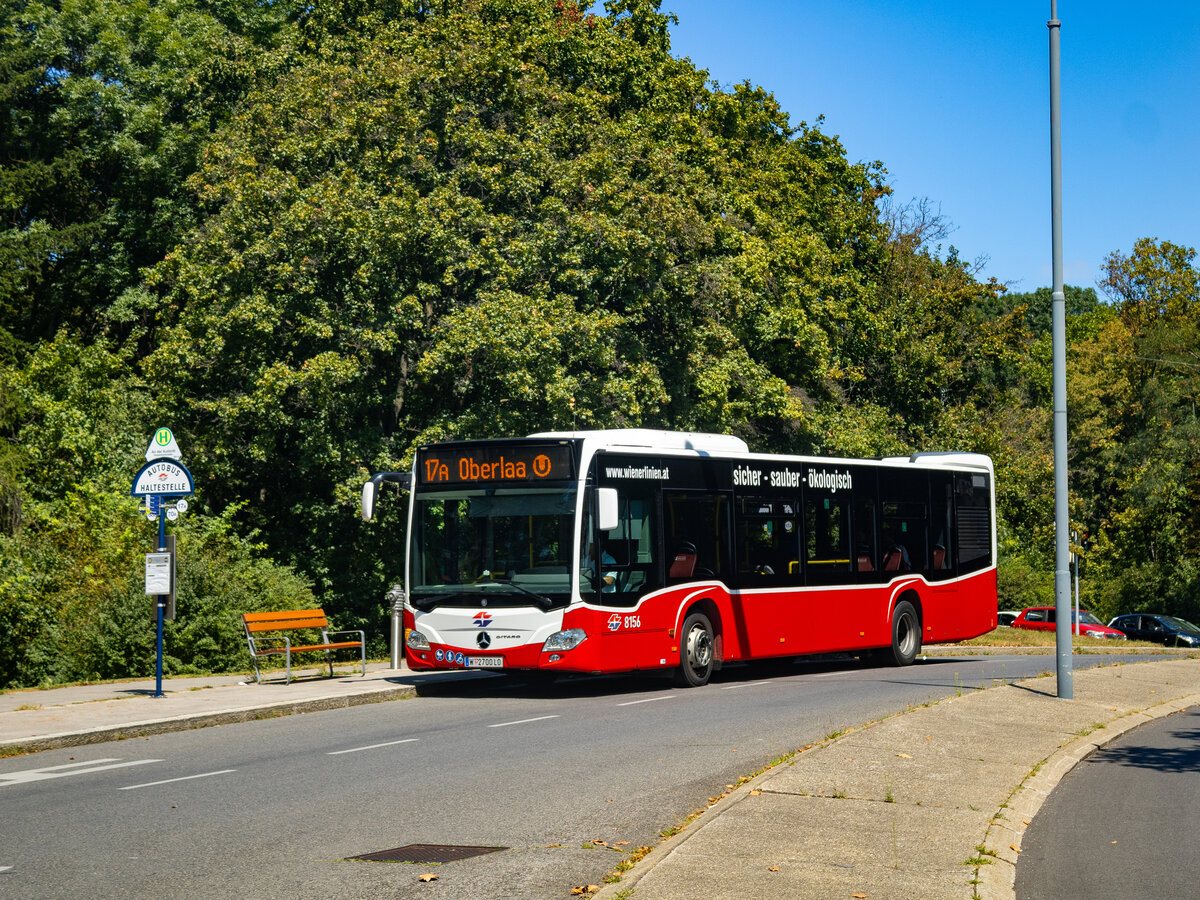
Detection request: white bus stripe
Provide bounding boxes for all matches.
[328,738,419,755]
[120,770,237,790]
[487,715,560,728]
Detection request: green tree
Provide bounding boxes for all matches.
[1070,239,1200,621]
[0,0,303,350]
[142,0,892,620]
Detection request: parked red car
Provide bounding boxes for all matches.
[1011,607,1126,639]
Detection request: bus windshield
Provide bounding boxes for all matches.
[410,487,577,610]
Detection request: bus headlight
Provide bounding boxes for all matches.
[543,629,586,652]
[406,630,431,651]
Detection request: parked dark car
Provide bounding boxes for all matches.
[1107,614,1200,647]
[997,610,1019,627]
[1011,607,1126,639]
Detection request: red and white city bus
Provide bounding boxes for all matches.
[362,429,997,687]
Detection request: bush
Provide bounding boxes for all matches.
[0,497,317,687]
[997,554,1053,611]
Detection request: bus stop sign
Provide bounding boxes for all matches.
[131,458,194,497]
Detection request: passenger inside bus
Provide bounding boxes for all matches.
[583,542,617,593]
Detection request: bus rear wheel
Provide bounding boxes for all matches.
[885,600,921,666]
[674,612,715,687]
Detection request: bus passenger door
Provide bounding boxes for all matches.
[664,492,731,584]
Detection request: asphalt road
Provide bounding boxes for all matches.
[1015,704,1200,899]
[0,652,1145,899]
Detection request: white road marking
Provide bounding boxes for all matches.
[616,696,674,706]
[120,770,237,790]
[0,758,162,786]
[487,715,560,728]
[721,681,772,690]
[328,738,419,755]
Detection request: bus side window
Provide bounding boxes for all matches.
[929,474,954,579]
[735,498,799,586]
[880,471,928,576]
[804,495,851,584]
[852,496,876,575]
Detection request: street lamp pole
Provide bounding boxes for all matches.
[1049,1,1073,698]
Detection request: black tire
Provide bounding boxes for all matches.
[885,600,921,666]
[673,612,715,687]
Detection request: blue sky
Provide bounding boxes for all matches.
[664,1,1199,294]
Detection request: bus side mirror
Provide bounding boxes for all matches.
[361,480,378,521]
[362,471,414,521]
[598,488,619,532]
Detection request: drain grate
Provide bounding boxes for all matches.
[349,844,507,864]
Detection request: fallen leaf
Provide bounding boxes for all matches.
[896,753,913,759]
[852,894,868,898]
[1112,841,1118,844]
[768,865,780,872]
[591,840,607,847]
[615,841,629,846]
[749,789,762,796]
[1010,845,1020,853]
[418,873,438,882]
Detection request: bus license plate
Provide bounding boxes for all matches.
[467,656,504,668]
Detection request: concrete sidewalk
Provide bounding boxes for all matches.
[3,656,1197,899]
[596,656,1200,900]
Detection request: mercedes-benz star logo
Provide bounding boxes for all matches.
[476,631,492,649]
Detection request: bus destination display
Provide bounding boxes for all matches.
[418,443,574,485]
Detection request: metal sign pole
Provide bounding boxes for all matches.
[155,508,167,698]
[133,428,194,701]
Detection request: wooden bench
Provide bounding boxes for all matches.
[242,609,366,684]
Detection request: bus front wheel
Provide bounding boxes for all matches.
[674,612,715,687]
[886,600,921,666]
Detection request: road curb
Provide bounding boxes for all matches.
[0,685,418,755]
[975,689,1200,899]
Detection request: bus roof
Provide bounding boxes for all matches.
[528,430,991,473]
[529,429,749,456]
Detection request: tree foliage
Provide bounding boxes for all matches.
[1,0,1196,685]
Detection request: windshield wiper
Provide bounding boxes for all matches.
[481,579,554,610]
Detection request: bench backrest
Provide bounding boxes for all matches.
[243,609,330,633]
